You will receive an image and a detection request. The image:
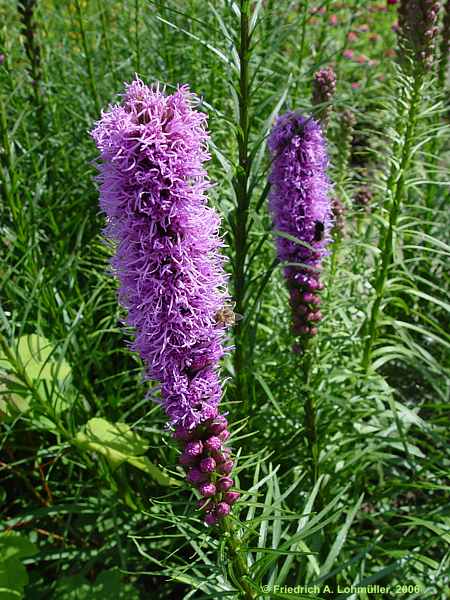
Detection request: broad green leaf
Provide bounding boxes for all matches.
[0,533,37,600]
[53,569,140,599]
[74,417,178,486]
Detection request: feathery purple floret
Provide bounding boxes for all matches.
[268,113,332,351]
[91,78,240,524]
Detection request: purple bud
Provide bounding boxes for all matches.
[212,448,231,463]
[310,327,318,336]
[179,453,197,467]
[216,502,231,517]
[204,436,222,452]
[303,292,315,303]
[208,416,228,435]
[219,429,230,442]
[204,511,219,526]
[187,468,208,484]
[0,54,4,66]
[184,440,203,457]
[199,457,216,473]
[199,482,216,498]
[223,491,240,505]
[217,477,234,492]
[216,460,233,475]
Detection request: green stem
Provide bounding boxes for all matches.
[293,1,308,104]
[74,0,101,114]
[362,70,423,371]
[135,0,141,74]
[222,519,256,600]
[233,0,251,411]
[301,345,319,487]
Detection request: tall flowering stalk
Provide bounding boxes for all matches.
[268,113,332,483]
[91,78,239,525]
[362,0,441,370]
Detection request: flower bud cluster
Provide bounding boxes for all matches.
[312,66,337,126]
[398,0,441,70]
[174,415,240,525]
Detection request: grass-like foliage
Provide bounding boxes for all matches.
[0,0,449,598]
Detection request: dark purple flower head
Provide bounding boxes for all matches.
[268,113,332,351]
[91,78,240,523]
[398,0,441,69]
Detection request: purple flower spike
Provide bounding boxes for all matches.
[199,482,216,498]
[91,78,230,432]
[268,113,332,350]
[91,78,240,520]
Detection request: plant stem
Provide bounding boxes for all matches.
[233,0,251,411]
[135,0,141,74]
[301,344,320,487]
[362,70,423,371]
[222,519,256,600]
[74,0,101,114]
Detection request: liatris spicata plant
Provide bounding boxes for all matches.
[91,78,239,525]
[312,66,337,126]
[268,113,332,488]
[362,1,442,370]
[267,113,332,353]
[397,0,441,70]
